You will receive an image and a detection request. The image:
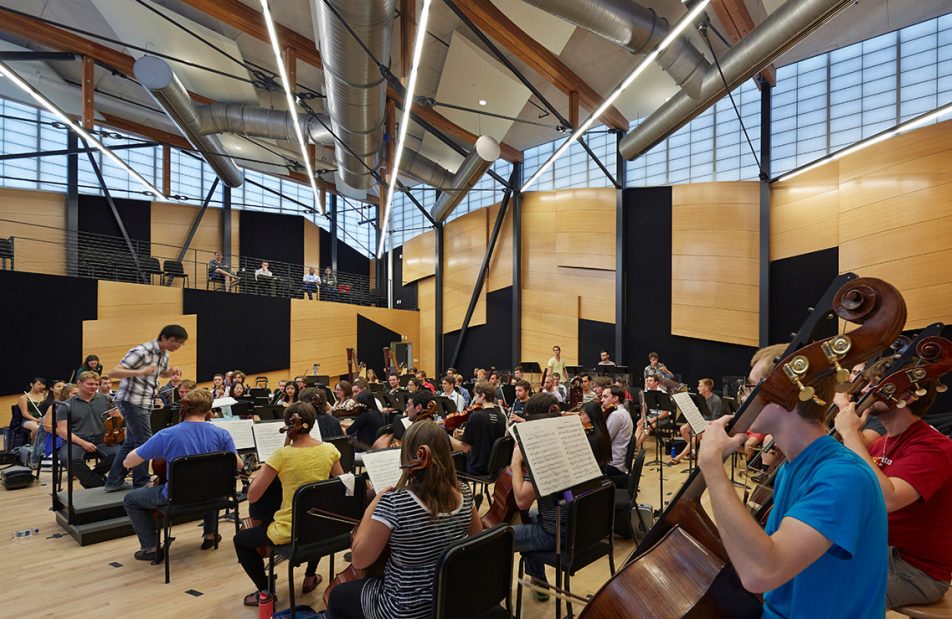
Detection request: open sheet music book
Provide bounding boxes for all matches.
[361,448,404,492]
[673,392,709,435]
[209,419,256,450]
[252,421,286,462]
[513,416,603,497]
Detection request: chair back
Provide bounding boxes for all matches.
[326,435,355,473]
[142,257,162,274]
[485,435,514,479]
[433,525,514,618]
[167,451,236,506]
[568,480,615,558]
[0,237,14,258]
[289,476,367,561]
[451,451,466,474]
[163,260,185,276]
[627,448,647,499]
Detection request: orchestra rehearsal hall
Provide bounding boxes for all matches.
[3,0,952,618]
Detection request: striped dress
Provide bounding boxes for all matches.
[361,483,475,619]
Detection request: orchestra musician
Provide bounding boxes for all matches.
[669,378,726,465]
[636,375,670,449]
[447,368,471,405]
[346,392,385,450]
[597,350,616,367]
[540,374,564,404]
[55,372,120,489]
[643,351,674,382]
[552,372,568,402]
[440,375,465,413]
[331,381,359,417]
[580,373,598,403]
[741,344,787,460]
[299,387,343,439]
[372,389,435,449]
[509,380,531,422]
[580,400,612,470]
[546,345,567,384]
[324,420,480,619]
[698,351,888,617]
[601,386,633,477]
[449,382,507,475]
[835,371,952,608]
[121,389,240,563]
[234,402,343,604]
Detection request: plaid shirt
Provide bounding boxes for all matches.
[114,340,169,409]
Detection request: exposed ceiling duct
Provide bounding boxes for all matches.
[431,135,501,222]
[312,0,395,191]
[620,0,855,161]
[520,0,710,99]
[196,103,335,145]
[133,55,244,188]
[401,150,455,190]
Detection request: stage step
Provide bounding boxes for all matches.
[55,486,132,525]
[55,510,134,546]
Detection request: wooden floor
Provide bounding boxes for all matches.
[0,439,903,618]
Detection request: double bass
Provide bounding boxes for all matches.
[580,276,907,618]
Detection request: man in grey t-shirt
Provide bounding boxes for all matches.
[56,372,120,488]
[670,378,725,464]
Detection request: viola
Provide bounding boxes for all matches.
[103,407,125,446]
[444,401,481,433]
[580,276,907,618]
[568,376,584,411]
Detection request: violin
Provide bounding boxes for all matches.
[444,401,481,433]
[102,406,125,446]
[568,376,584,412]
[580,276,907,618]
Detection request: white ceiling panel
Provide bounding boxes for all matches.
[90,0,258,103]
[612,63,678,122]
[490,0,575,55]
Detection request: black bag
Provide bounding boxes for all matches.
[2,466,35,490]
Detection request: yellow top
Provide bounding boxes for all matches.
[265,443,341,545]
[546,357,567,381]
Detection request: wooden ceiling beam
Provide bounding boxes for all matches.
[452,0,629,131]
[711,0,776,86]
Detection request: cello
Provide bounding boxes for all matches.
[579,276,907,618]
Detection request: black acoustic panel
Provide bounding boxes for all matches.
[392,244,418,311]
[0,271,97,393]
[769,247,839,345]
[78,194,151,243]
[337,238,371,276]
[357,315,403,378]
[183,289,290,381]
[579,319,615,368]
[621,187,755,390]
[443,287,513,377]
[239,210,305,288]
[77,194,152,282]
[319,228,332,270]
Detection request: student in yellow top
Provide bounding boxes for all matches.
[233,402,343,606]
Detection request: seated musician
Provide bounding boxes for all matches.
[372,389,435,449]
[635,376,670,447]
[698,351,888,617]
[346,391,385,450]
[670,378,725,465]
[835,374,952,608]
[449,381,507,475]
[270,378,287,404]
[448,368,471,405]
[415,370,436,393]
[552,373,568,402]
[489,371,508,407]
[593,376,611,400]
[235,402,343,605]
[643,351,674,382]
[540,374,564,404]
[299,387,342,439]
[597,350,616,367]
[121,389,240,563]
[55,372,120,488]
[510,380,532,422]
[325,420,481,619]
[581,400,612,470]
[580,373,598,403]
[601,386,633,477]
[351,379,369,397]
[510,393,565,602]
[740,344,787,460]
[98,375,114,400]
[440,374,466,413]
[330,381,358,417]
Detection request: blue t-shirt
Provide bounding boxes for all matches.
[762,435,887,619]
[137,421,237,498]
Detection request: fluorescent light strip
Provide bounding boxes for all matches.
[0,60,165,199]
[378,0,432,258]
[777,101,952,182]
[521,0,711,193]
[260,0,323,214]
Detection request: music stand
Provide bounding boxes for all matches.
[642,389,676,508]
[434,396,458,416]
[519,362,542,374]
[369,383,385,393]
[399,375,412,388]
[500,384,516,407]
[678,393,711,474]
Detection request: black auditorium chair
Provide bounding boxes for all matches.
[0,236,13,270]
[516,480,616,619]
[140,256,163,285]
[460,435,514,508]
[267,476,368,619]
[154,451,239,584]
[162,259,189,288]
[614,447,647,540]
[433,525,515,619]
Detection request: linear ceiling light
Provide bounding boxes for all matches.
[0,59,165,199]
[777,101,952,182]
[521,0,711,193]
[378,0,433,258]
[260,0,323,214]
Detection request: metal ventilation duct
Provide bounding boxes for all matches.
[196,103,334,145]
[133,55,244,188]
[402,150,455,190]
[520,0,710,98]
[313,0,395,191]
[431,136,501,222]
[620,0,855,160]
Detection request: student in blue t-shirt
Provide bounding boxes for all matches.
[698,347,888,619]
[121,388,241,563]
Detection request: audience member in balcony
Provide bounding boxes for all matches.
[74,354,102,383]
[255,260,276,295]
[207,251,237,291]
[302,266,320,300]
[321,266,337,287]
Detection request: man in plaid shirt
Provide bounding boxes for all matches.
[104,325,187,492]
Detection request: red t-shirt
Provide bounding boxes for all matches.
[867,420,952,581]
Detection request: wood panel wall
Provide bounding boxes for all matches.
[0,187,66,275]
[770,118,952,329]
[486,202,513,292]
[671,182,760,347]
[402,230,436,285]
[304,219,321,271]
[443,209,488,332]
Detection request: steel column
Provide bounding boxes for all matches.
[221,185,232,264]
[511,162,523,368]
[66,132,79,277]
[168,177,220,285]
[759,83,773,347]
[329,193,339,274]
[614,130,627,364]
[434,223,444,374]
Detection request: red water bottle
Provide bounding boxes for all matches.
[257,590,274,619]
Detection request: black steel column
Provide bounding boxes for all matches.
[329,193,339,273]
[511,162,523,368]
[614,130,627,364]
[434,223,444,374]
[759,82,773,347]
[222,185,232,263]
[65,132,79,277]
[375,204,384,296]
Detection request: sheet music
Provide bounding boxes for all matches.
[209,418,255,450]
[213,396,237,409]
[361,448,404,492]
[400,416,412,429]
[514,416,602,497]
[252,421,286,462]
[673,392,709,435]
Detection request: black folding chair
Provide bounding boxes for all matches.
[140,256,163,285]
[267,477,368,618]
[325,435,355,473]
[516,480,616,619]
[154,451,239,583]
[433,525,515,619]
[162,259,189,288]
[614,448,647,539]
[460,435,514,507]
[0,236,14,270]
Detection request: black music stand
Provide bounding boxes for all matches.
[500,384,516,407]
[563,365,585,379]
[678,393,711,475]
[519,362,542,374]
[642,390,676,510]
[434,396,458,416]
